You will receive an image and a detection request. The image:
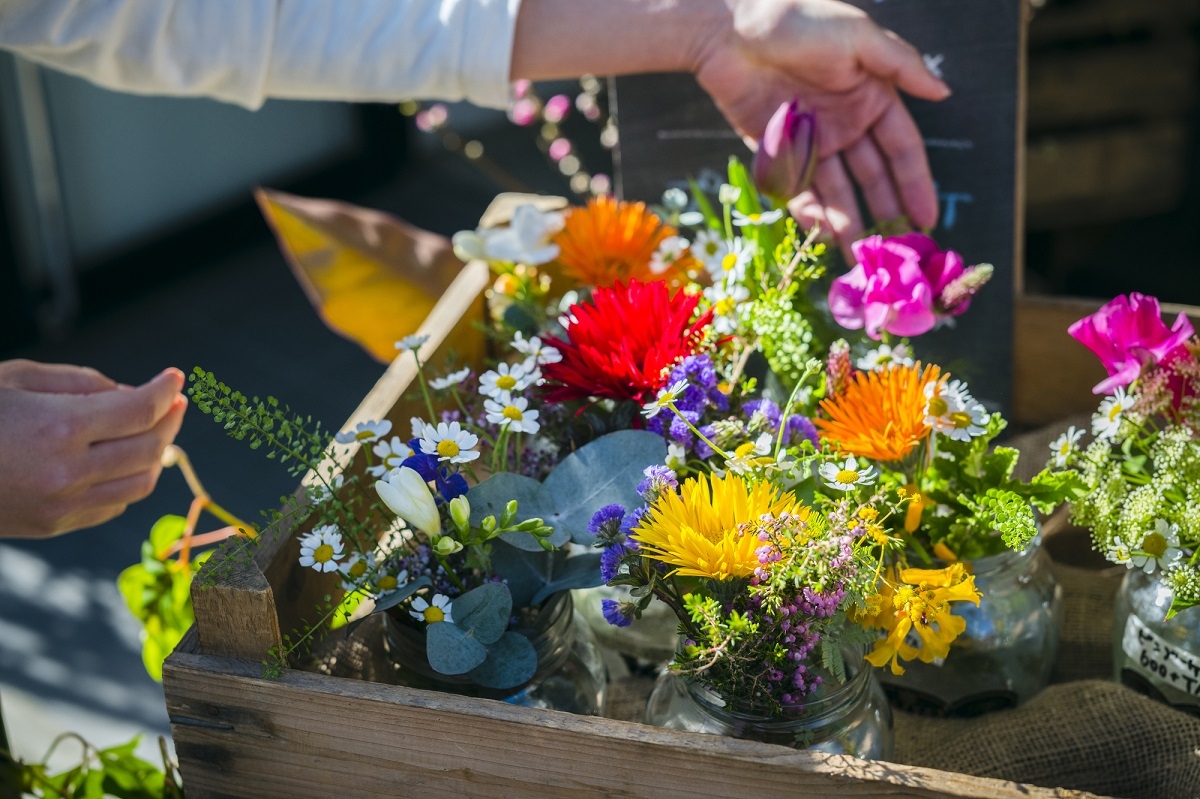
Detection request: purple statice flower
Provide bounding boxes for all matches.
[621,507,646,534]
[785,415,820,448]
[589,503,627,538]
[637,465,678,503]
[743,398,782,431]
[600,543,630,583]
[601,598,633,627]
[668,355,728,412]
[667,411,698,449]
[695,424,717,459]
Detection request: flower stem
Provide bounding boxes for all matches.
[666,401,727,459]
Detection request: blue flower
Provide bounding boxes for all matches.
[637,465,678,502]
[786,415,820,448]
[588,504,627,538]
[600,544,627,583]
[601,598,633,627]
[743,399,782,431]
[400,442,468,501]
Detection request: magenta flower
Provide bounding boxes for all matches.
[752,99,817,201]
[1068,293,1195,394]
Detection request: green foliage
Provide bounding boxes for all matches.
[744,286,816,388]
[8,734,182,799]
[117,515,211,681]
[424,583,539,687]
[188,367,330,477]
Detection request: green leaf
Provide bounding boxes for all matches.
[981,447,1019,486]
[147,515,187,556]
[687,177,722,231]
[451,582,512,645]
[530,554,603,605]
[490,542,565,608]
[467,631,538,689]
[467,430,666,549]
[369,576,432,615]
[425,621,488,675]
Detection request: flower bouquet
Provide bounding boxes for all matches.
[1059,292,1200,711]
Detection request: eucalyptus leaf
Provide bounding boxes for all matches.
[426,621,488,675]
[468,430,666,549]
[491,541,565,608]
[467,631,538,689]
[451,582,512,645]
[530,554,604,606]
[370,576,433,615]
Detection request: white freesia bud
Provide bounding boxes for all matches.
[449,496,471,534]
[376,467,441,539]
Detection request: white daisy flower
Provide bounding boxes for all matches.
[334,419,393,445]
[1131,519,1184,574]
[707,237,755,282]
[307,474,344,504]
[856,343,915,372]
[819,457,878,491]
[419,421,480,464]
[666,442,687,470]
[1049,426,1085,469]
[411,417,430,440]
[339,551,377,592]
[367,436,415,478]
[298,524,345,573]
[511,332,562,366]
[649,235,690,275]
[371,568,408,598]
[940,402,990,442]
[479,362,534,398]
[677,211,706,227]
[395,334,430,353]
[429,367,471,391]
[692,229,729,274]
[725,433,775,475]
[923,379,987,440]
[732,208,785,227]
[410,593,454,625]
[642,379,690,419]
[1093,387,1135,440]
[704,281,750,335]
[1106,536,1134,568]
[484,392,541,434]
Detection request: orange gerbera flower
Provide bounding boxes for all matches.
[552,196,693,286]
[815,363,943,462]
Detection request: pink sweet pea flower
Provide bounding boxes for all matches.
[1069,293,1195,394]
[828,236,937,339]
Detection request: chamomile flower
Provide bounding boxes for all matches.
[1049,426,1085,469]
[306,474,344,504]
[372,568,408,598]
[704,281,749,335]
[429,367,471,391]
[692,229,730,274]
[511,332,562,366]
[649,235,690,275]
[334,419,393,445]
[298,524,345,573]
[642,379,690,419]
[1106,536,1134,567]
[725,433,775,475]
[940,402,990,442]
[395,334,430,353]
[666,442,687,470]
[923,380,989,440]
[819,457,878,491]
[479,362,534,398]
[732,208,785,227]
[410,593,453,625]
[707,237,754,282]
[367,436,415,478]
[484,392,541,434]
[419,421,480,464]
[1093,387,1135,440]
[857,343,915,372]
[1131,519,1183,574]
[339,551,376,592]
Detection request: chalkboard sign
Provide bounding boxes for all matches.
[612,0,1025,409]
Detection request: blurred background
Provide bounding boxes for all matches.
[1,0,1199,771]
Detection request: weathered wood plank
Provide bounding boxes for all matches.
[163,652,1100,799]
[191,537,282,661]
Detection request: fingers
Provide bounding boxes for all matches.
[2,360,118,394]
[82,368,185,441]
[843,136,903,224]
[811,154,865,251]
[871,99,939,230]
[857,26,950,102]
[85,395,186,482]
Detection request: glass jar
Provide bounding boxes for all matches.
[383,591,608,715]
[1112,568,1200,714]
[644,648,894,760]
[877,535,1062,716]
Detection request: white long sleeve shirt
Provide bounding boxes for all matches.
[0,0,522,109]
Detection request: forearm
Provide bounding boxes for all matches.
[510,0,729,82]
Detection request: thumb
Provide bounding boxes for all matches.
[857,27,950,102]
[8,361,119,394]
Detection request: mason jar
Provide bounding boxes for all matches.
[644,648,893,759]
[383,591,608,715]
[877,534,1062,716]
[1112,568,1200,714]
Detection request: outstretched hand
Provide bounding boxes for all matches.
[0,360,186,538]
[691,0,949,249]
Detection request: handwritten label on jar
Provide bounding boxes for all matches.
[1122,614,1200,697]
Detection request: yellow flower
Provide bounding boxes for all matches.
[862,563,981,675]
[631,472,802,580]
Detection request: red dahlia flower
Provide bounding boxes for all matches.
[542,279,713,405]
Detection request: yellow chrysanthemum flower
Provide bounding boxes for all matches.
[862,563,981,675]
[631,472,803,580]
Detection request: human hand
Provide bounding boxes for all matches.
[689,0,950,250]
[0,360,187,538]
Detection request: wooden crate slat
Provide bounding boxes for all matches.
[1029,0,1200,46]
[163,652,1099,799]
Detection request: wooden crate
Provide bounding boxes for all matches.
[162,198,1112,798]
